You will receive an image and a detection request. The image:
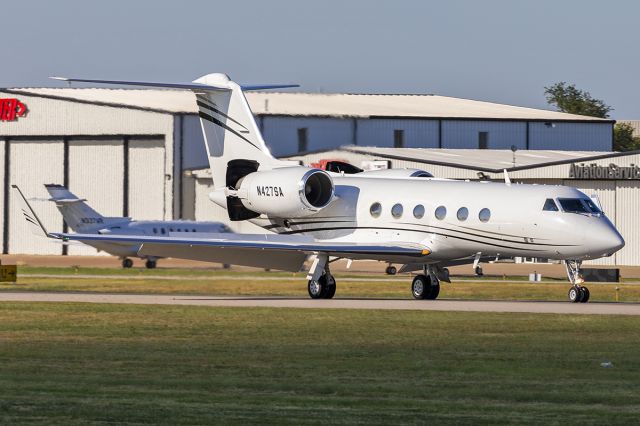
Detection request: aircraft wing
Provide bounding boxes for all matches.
[51,232,431,272]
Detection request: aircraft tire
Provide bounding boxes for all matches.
[308,279,325,299]
[323,274,336,299]
[579,286,590,303]
[122,258,133,268]
[145,259,157,269]
[412,275,430,300]
[426,282,440,300]
[385,265,397,275]
[568,286,583,303]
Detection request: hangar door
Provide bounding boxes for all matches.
[615,181,640,266]
[7,140,65,254]
[67,139,124,255]
[127,138,166,220]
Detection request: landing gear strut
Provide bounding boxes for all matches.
[564,260,590,303]
[122,258,133,268]
[307,254,336,299]
[411,266,440,300]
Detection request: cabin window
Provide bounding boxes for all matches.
[153,228,158,234]
[435,206,446,220]
[413,204,425,219]
[479,208,491,222]
[169,228,174,232]
[558,198,590,214]
[193,228,197,232]
[391,203,403,218]
[161,228,166,234]
[370,202,382,218]
[457,207,469,221]
[542,199,559,212]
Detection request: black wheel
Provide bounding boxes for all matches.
[568,286,583,303]
[122,258,133,268]
[426,282,440,300]
[475,266,484,277]
[145,259,157,269]
[308,279,325,299]
[385,265,397,275]
[322,274,336,299]
[412,275,430,300]
[580,286,590,303]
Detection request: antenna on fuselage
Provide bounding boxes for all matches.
[503,169,511,186]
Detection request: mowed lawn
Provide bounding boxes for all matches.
[3,266,640,302]
[0,303,639,424]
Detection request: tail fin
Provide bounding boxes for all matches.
[44,184,112,232]
[50,74,298,189]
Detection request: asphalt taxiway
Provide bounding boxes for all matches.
[1,292,639,315]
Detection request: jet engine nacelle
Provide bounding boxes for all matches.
[236,167,334,218]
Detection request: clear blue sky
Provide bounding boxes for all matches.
[3,0,638,118]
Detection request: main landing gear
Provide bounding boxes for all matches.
[411,266,441,300]
[385,264,397,275]
[145,259,157,269]
[122,258,133,268]
[307,254,336,299]
[564,260,590,303]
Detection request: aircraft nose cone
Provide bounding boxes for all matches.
[599,228,625,255]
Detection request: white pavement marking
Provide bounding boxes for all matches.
[1,292,639,315]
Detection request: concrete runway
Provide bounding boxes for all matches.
[1,292,640,315]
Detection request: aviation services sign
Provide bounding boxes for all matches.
[569,163,640,180]
[0,98,27,121]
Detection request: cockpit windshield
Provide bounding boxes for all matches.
[558,198,591,214]
[542,198,559,211]
[583,198,602,214]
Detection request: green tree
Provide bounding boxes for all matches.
[544,82,612,118]
[613,122,640,152]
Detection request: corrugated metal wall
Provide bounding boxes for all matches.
[128,138,166,220]
[615,181,640,266]
[441,120,526,149]
[261,117,353,156]
[529,122,611,151]
[67,139,124,255]
[8,140,64,254]
[356,119,439,148]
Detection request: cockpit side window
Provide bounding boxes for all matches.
[583,198,602,214]
[558,198,590,214]
[543,198,559,212]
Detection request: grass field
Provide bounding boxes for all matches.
[0,302,639,424]
[2,266,639,302]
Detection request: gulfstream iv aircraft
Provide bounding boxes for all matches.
[14,184,232,268]
[23,73,624,303]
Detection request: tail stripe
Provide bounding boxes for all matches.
[196,97,249,133]
[197,111,261,150]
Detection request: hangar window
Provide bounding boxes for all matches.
[457,207,469,221]
[413,204,425,219]
[478,132,488,149]
[394,130,404,148]
[479,208,491,222]
[558,198,590,214]
[435,206,446,220]
[542,199,559,212]
[297,128,308,152]
[391,203,403,218]
[370,202,382,218]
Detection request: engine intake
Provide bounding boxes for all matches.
[236,167,334,218]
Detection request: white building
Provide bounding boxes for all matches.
[0,87,629,261]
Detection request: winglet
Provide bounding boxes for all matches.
[11,185,56,238]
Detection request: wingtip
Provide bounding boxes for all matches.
[50,76,69,81]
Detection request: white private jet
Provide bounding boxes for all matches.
[14,184,232,268]
[20,73,624,302]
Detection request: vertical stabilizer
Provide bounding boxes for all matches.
[192,73,285,189]
[44,184,118,232]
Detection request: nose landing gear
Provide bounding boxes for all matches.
[564,260,590,303]
[307,254,336,299]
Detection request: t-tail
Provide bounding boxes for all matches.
[50,74,298,189]
[44,184,129,232]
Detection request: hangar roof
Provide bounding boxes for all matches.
[2,88,613,122]
[286,147,638,173]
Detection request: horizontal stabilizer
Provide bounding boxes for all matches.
[50,77,299,92]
